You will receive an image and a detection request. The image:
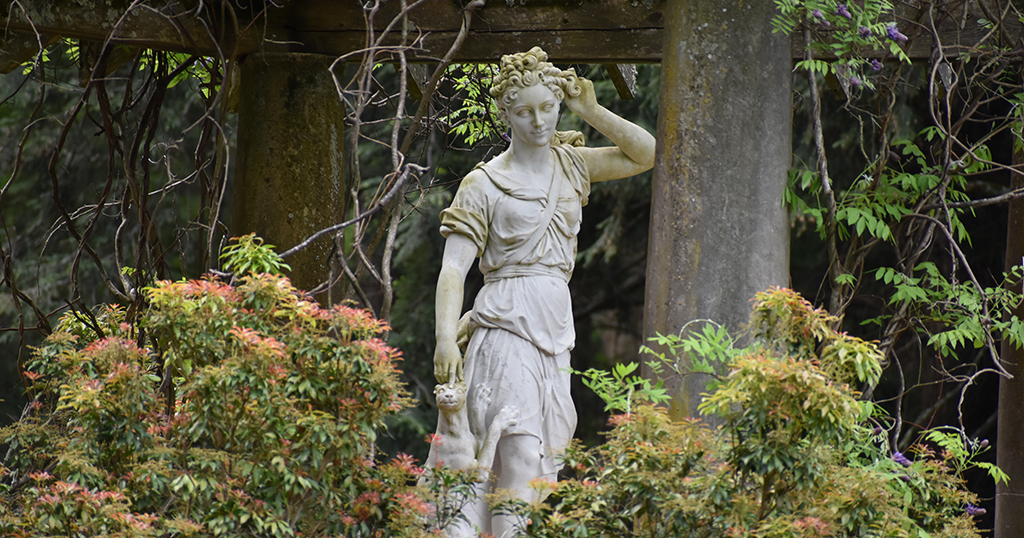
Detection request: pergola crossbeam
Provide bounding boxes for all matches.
[0,30,56,73]
[2,0,1020,65]
[604,63,637,100]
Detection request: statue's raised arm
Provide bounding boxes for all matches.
[562,76,656,182]
[430,46,654,538]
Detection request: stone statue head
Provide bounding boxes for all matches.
[490,47,585,147]
[490,47,581,120]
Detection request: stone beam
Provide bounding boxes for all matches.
[0,30,56,73]
[0,1,228,56]
[2,0,1020,63]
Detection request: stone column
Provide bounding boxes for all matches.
[643,0,792,419]
[995,136,1024,536]
[233,53,345,293]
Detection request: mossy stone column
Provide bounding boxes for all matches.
[995,135,1024,536]
[643,0,791,419]
[233,53,344,293]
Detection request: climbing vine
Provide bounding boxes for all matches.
[776,3,1024,518]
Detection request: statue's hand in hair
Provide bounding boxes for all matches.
[563,76,598,117]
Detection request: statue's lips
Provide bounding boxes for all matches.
[531,129,550,139]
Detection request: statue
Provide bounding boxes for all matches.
[431,46,656,538]
[422,382,520,537]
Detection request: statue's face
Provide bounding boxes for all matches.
[505,83,560,149]
[435,382,466,412]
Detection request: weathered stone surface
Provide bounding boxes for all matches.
[233,52,344,293]
[996,142,1024,537]
[0,31,57,74]
[4,0,1014,62]
[604,63,637,100]
[643,0,791,420]
[0,0,225,55]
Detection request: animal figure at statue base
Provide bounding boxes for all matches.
[422,382,519,538]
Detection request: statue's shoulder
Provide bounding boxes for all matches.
[458,162,509,195]
[553,144,590,184]
[552,143,585,163]
[461,164,490,185]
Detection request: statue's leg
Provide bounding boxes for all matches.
[491,434,552,538]
[462,478,492,536]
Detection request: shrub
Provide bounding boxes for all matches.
[1,271,991,538]
[500,288,988,538]
[1,271,432,538]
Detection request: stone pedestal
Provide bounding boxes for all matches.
[233,53,345,293]
[643,0,791,419]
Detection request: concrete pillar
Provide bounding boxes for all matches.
[643,0,792,419]
[233,53,345,293]
[995,140,1024,536]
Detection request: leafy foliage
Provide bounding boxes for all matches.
[0,38,232,422]
[774,0,911,91]
[498,288,986,538]
[0,266,437,537]
[440,64,507,147]
[778,4,1020,519]
[218,234,292,278]
[573,361,669,416]
[0,277,993,537]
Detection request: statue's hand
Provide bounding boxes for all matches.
[564,77,598,116]
[433,339,463,384]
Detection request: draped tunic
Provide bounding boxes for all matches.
[439,144,591,356]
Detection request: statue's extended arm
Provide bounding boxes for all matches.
[434,233,477,384]
[563,77,656,183]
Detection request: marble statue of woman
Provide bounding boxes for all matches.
[432,47,655,538]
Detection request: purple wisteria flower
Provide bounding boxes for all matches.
[979,438,989,449]
[892,451,912,467]
[965,504,987,517]
[836,4,852,19]
[858,26,872,38]
[848,76,861,89]
[871,59,883,71]
[886,24,908,42]
[812,9,831,27]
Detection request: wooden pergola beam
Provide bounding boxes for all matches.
[0,1,228,56]
[0,30,57,73]
[604,64,637,100]
[2,0,1020,64]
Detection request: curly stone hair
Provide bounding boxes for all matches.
[489,47,582,115]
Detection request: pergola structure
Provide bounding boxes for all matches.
[1,1,1007,62]
[3,0,1024,532]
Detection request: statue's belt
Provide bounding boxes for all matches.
[483,264,569,283]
